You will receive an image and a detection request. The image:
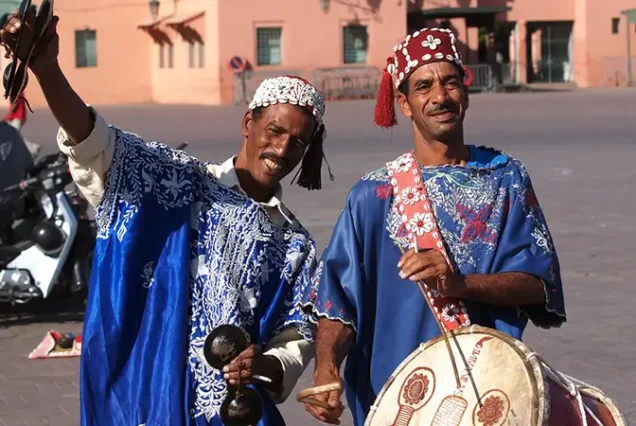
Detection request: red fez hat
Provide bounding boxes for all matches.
[374,28,464,129]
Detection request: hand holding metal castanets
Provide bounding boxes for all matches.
[203,324,269,426]
[0,0,57,108]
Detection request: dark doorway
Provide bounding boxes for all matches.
[526,21,573,83]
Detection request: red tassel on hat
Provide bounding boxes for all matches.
[374,57,397,129]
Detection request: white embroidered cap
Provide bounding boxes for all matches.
[249,75,326,128]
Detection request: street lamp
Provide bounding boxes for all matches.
[149,0,160,20]
[320,0,330,13]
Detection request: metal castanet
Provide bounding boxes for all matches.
[202,324,266,426]
[203,324,251,370]
[2,0,54,107]
[220,386,264,426]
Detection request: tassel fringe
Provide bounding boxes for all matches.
[291,124,334,191]
[374,60,397,129]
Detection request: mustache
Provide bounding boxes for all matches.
[427,103,459,115]
[260,152,288,168]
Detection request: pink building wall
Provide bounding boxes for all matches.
[216,0,407,104]
[149,0,221,105]
[574,0,636,87]
[17,0,153,108]
[503,0,635,86]
[4,0,634,109]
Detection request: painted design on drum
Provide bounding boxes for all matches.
[391,367,436,426]
[472,390,510,426]
[403,373,430,405]
[431,337,493,426]
[431,395,468,426]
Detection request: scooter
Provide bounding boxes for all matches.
[0,140,188,305]
[0,151,95,304]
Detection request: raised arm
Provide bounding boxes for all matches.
[2,12,94,144]
[2,12,118,206]
[36,60,94,145]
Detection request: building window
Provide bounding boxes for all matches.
[159,43,165,68]
[168,43,174,68]
[612,17,620,34]
[256,27,282,66]
[75,30,97,68]
[198,41,205,68]
[343,25,368,64]
[188,41,195,68]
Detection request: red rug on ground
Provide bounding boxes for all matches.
[28,331,83,360]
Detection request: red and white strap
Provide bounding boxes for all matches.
[386,152,471,331]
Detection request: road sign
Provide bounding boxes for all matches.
[228,56,247,73]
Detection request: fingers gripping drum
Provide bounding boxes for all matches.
[296,382,344,409]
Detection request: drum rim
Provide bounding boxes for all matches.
[365,325,548,426]
[578,386,628,426]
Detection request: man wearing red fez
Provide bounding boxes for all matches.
[301,28,566,425]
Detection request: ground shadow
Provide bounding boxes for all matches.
[0,292,85,328]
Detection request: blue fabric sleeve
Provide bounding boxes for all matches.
[301,194,364,333]
[96,127,202,241]
[277,240,319,341]
[492,165,566,328]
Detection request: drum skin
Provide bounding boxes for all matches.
[365,326,627,426]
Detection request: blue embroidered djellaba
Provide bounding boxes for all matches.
[81,126,315,426]
[301,145,566,426]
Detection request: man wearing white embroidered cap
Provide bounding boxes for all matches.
[1,8,329,425]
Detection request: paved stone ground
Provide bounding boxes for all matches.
[1,88,635,425]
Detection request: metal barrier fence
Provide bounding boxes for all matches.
[497,62,518,86]
[234,64,505,105]
[464,64,494,92]
[233,69,302,105]
[312,66,382,101]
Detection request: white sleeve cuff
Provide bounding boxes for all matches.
[56,106,111,163]
[55,107,116,207]
[263,329,315,404]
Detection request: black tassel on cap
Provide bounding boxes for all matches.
[291,124,334,191]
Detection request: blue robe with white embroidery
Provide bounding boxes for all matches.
[80,128,316,426]
[302,145,567,426]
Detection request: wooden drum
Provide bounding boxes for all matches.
[365,326,627,426]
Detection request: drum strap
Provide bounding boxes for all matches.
[386,152,471,332]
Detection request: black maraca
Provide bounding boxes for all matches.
[203,324,265,426]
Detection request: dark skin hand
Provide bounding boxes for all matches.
[304,319,353,425]
[398,248,546,305]
[222,344,285,393]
